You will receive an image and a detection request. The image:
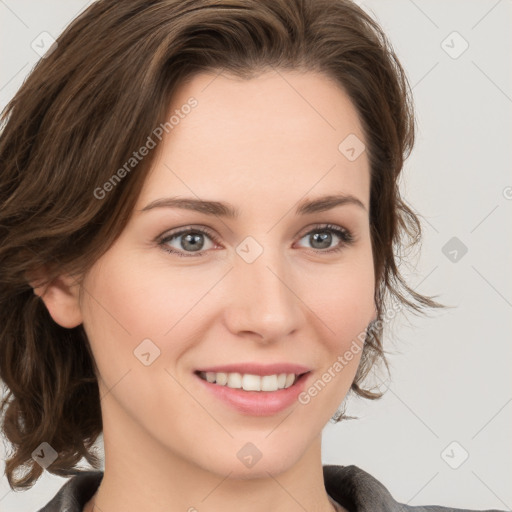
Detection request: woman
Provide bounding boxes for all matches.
[0,1,505,511]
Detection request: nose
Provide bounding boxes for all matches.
[223,243,304,343]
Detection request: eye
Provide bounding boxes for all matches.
[157,223,354,257]
[295,224,354,254]
[158,226,219,257]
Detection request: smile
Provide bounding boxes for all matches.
[194,370,312,416]
[196,371,304,392]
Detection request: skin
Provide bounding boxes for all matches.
[33,69,376,512]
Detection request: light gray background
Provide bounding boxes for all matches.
[0,1,511,510]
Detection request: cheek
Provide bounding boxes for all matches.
[81,252,186,337]
[301,255,375,340]
[79,253,215,378]
[300,254,375,400]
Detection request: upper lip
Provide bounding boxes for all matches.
[195,363,311,376]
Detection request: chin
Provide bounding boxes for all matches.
[193,433,313,479]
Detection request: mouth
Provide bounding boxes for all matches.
[195,370,310,392]
[193,368,312,416]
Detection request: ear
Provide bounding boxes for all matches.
[26,265,83,328]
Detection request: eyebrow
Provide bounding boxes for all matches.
[138,193,367,218]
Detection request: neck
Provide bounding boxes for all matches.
[83,429,344,512]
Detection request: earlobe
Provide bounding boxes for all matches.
[27,267,83,329]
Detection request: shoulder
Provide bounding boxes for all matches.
[323,464,505,512]
[37,471,103,512]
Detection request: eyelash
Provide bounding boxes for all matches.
[157,224,354,258]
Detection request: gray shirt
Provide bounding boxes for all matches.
[36,465,505,512]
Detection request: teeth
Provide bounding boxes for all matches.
[260,374,278,391]
[227,372,242,388]
[243,373,263,391]
[200,371,299,391]
[215,372,227,385]
[285,373,295,388]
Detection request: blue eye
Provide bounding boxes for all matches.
[157,224,354,258]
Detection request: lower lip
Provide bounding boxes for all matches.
[194,372,311,416]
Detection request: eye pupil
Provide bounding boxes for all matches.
[310,231,332,249]
[182,233,204,252]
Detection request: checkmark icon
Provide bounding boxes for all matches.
[440,31,469,59]
[31,442,58,469]
[236,236,263,263]
[31,31,58,58]
[441,441,469,469]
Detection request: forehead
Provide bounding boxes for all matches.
[136,69,370,214]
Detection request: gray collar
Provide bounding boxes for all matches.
[37,465,505,512]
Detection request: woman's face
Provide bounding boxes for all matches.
[76,69,376,477]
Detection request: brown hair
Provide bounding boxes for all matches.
[0,0,442,491]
